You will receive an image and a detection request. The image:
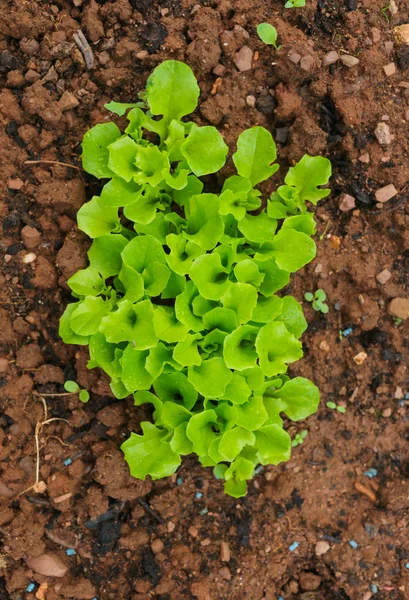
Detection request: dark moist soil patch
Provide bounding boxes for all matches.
[1,0,409,599]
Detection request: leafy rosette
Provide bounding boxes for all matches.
[60,60,331,497]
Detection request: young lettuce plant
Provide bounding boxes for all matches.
[59,60,331,498]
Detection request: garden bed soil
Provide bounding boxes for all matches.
[1,0,409,598]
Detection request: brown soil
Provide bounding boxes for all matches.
[1,1,409,599]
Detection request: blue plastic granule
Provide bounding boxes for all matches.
[64,458,73,466]
[26,584,35,593]
[349,540,358,549]
[370,584,378,594]
[66,548,76,556]
[364,468,377,478]
[288,541,299,552]
[176,477,183,486]
[195,492,203,499]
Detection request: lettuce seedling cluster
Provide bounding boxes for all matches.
[59,60,331,497]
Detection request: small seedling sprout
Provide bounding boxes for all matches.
[285,0,306,8]
[304,289,329,313]
[327,401,346,414]
[257,23,281,50]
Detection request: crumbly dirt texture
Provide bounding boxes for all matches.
[1,1,409,599]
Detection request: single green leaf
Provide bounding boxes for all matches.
[256,258,291,296]
[284,155,331,204]
[238,211,277,244]
[184,194,224,251]
[79,389,90,403]
[64,380,79,393]
[118,264,144,303]
[107,135,139,182]
[67,266,105,297]
[88,332,120,378]
[257,23,280,49]
[104,101,143,116]
[100,177,141,207]
[252,295,284,323]
[173,333,202,367]
[234,260,264,287]
[189,253,231,301]
[256,321,303,377]
[203,307,238,334]
[221,282,258,325]
[100,299,157,348]
[77,196,120,238]
[233,126,279,185]
[188,357,233,398]
[186,409,219,457]
[174,281,203,332]
[70,296,111,337]
[82,122,121,179]
[281,213,316,236]
[146,60,200,122]
[224,457,254,498]
[145,342,181,379]
[166,233,202,276]
[181,126,229,176]
[134,145,170,187]
[121,422,181,479]
[123,186,166,225]
[218,427,256,462]
[276,296,307,338]
[269,376,320,421]
[223,325,258,371]
[170,422,193,455]
[254,424,291,465]
[88,234,128,278]
[235,394,269,430]
[120,345,153,391]
[271,228,316,272]
[222,372,252,405]
[154,372,198,410]
[153,306,189,343]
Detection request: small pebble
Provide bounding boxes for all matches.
[353,351,368,365]
[364,468,378,478]
[339,193,356,212]
[323,50,339,66]
[219,566,231,581]
[234,46,253,72]
[65,548,76,556]
[388,297,409,320]
[300,55,314,71]
[8,177,24,190]
[358,152,370,163]
[371,28,381,44]
[22,252,36,264]
[394,386,404,399]
[340,54,359,68]
[382,407,392,417]
[220,541,231,562]
[199,508,208,515]
[289,52,301,64]
[63,458,73,467]
[315,541,330,556]
[151,538,164,554]
[349,540,358,549]
[374,122,392,146]
[376,269,392,284]
[288,541,299,552]
[383,62,396,77]
[26,583,36,593]
[246,94,256,108]
[189,526,199,538]
[374,184,397,203]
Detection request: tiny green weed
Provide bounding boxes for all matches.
[291,429,308,447]
[64,380,90,403]
[285,0,306,8]
[304,289,329,314]
[257,23,281,50]
[327,401,346,414]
